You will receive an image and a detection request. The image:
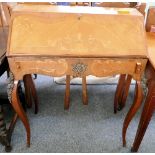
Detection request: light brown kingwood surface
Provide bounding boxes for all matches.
[7,5,147,58]
[146,32,155,69]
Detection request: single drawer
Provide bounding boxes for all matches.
[8,57,147,81]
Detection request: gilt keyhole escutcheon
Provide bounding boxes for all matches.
[72,62,87,77]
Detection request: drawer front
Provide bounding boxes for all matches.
[68,58,147,80]
[8,57,147,80]
[8,58,68,79]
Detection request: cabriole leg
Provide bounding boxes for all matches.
[24,75,39,114]
[118,75,132,111]
[64,75,70,110]
[131,80,155,152]
[7,72,30,147]
[122,81,143,147]
[114,74,126,113]
[82,76,88,105]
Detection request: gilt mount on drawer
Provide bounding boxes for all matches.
[72,62,87,77]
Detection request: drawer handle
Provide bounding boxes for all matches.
[16,63,20,69]
[135,62,142,74]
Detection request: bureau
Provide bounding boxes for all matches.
[7,5,148,147]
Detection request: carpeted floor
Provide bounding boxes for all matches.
[0,73,155,153]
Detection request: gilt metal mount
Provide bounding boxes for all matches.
[72,62,87,77]
[7,72,14,103]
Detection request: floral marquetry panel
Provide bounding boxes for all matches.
[7,5,147,58]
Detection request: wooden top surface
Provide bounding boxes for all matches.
[146,32,155,68]
[7,5,147,58]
